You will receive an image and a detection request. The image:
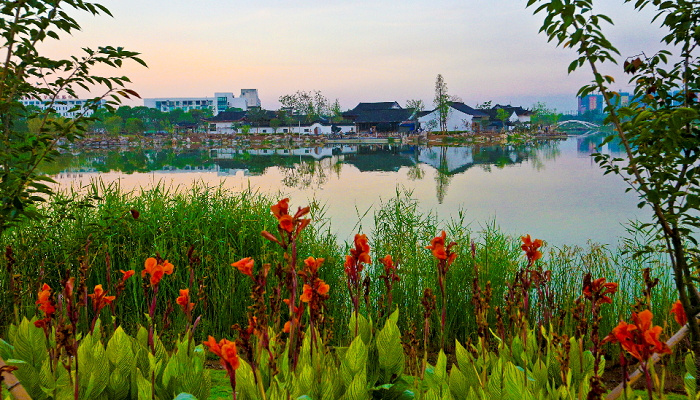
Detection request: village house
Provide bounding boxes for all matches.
[417,102,488,132]
[343,102,415,134]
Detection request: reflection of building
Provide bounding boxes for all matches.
[144,90,260,115]
[210,146,357,161]
[416,147,474,172]
[19,96,106,118]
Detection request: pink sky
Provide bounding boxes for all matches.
[40,0,668,112]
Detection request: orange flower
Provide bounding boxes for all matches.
[671,300,687,326]
[279,215,294,233]
[120,269,135,281]
[300,278,330,303]
[176,289,194,314]
[304,256,325,274]
[521,234,543,263]
[426,231,448,260]
[283,320,292,333]
[380,255,394,269]
[88,284,116,313]
[35,283,55,327]
[203,336,240,374]
[603,309,671,363]
[271,198,290,219]
[142,257,174,286]
[232,257,254,278]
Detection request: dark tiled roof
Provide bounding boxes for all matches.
[349,102,402,112]
[416,111,432,118]
[449,102,488,117]
[493,104,532,116]
[348,109,415,123]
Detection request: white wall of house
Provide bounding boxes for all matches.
[418,108,474,132]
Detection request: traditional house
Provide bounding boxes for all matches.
[417,102,488,132]
[343,102,415,133]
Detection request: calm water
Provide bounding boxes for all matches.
[49,133,648,247]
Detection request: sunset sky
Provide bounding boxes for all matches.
[43,0,667,112]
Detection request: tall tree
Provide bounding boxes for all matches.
[528,0,700,380]
[406,99,425,113]
[434,74,451,133]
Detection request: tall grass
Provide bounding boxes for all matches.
[0,183,676,351]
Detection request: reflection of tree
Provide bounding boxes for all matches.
[434,146,452,204]
[407,145,424,181]
[330,156,343,179]
[281,159,329,189]
[407,163,424,181]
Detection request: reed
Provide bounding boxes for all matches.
[0,182,675,349]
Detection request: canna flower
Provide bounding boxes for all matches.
[671,300,687,326]
[176,288,194,314]
[582,275,618,305]
[304,256,325,274]
[426,231,448,260]
[300,279,330,303]
[603,309,671,363]
[269,198,310,234]
[88,284,116,313]
[521,234,543,264]
[120,269,135,281]
[232,257,254,278]
[203,336,240,374]
[142,257,174,286]
[34,283,55,328]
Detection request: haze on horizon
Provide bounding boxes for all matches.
[43,0,667,112]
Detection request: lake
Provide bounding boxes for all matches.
[48,133,648,247]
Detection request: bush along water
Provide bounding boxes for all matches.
[0,195,693,399]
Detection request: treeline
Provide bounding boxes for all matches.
[13,105,214,136]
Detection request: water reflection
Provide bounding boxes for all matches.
[46,134,641,246]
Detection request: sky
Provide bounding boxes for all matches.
[41,0,669,112]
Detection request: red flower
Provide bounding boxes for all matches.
[603,310,671,363]
[176,288,194,314]
[203,336,240,374]
[142,257,174,286]
[271,198,290,220]
[521,234,543,264]
[582,274,618,305]
[671,300,687,326]
[120,269,135,281]
[88,284,116,313]
[232,257,254,278]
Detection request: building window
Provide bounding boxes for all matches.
[283,129,288,133]
[209,124,216,132]
[304,129,309,132]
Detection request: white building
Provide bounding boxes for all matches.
[19,96,106,118]
[143,89,260,115]
[418,102,488,132]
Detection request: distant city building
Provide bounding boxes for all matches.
[578,92,632,115]
[19,96,105,118]
[143,89,260,115]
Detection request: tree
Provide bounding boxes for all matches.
[531,102,560,126]
[279,90,329,122]
[476,101,492,110]
[496,108,511,131]
[330,99,344,123]
[406,99,425,114]
[247,107,267,134]
[125,117,145,134]
[105,115,123,136]
[0,1,144,232]
[529,0,700,379]
[270,118,281,134]
[434,74,451,134]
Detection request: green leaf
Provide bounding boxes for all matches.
[377,318,404,383]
